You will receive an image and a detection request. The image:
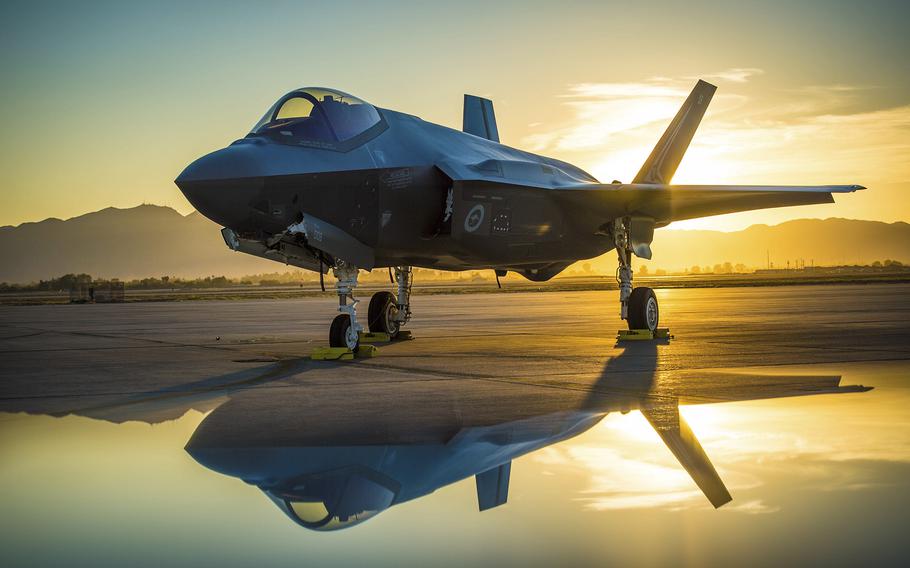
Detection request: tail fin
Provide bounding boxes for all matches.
[632,80,716,185]
[463,95,500,142]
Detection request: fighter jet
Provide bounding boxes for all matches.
[176,81,863,350]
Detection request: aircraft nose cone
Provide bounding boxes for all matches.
[176,144,264,230]
[176,142,264,184]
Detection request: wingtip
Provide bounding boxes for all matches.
[711,492,734,509]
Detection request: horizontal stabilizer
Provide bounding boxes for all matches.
[463,95,500,142]
[476,461,511,511]
[634,79,716,185]
[641,404,732,508]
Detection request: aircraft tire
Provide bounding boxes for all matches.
[329,314,359,351]
[627,287,659,332]
[368,291,400,338]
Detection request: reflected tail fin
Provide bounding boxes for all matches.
[476,461,511,511]
[641,403,732,508]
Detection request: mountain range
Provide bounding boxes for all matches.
[1,205,908,283]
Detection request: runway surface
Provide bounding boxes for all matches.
[1,283,907,416]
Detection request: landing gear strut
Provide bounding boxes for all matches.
[329,261,361,350]
[368,266,412,339]
[614,218,659,332]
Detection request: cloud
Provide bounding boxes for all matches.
[520,70,759,156]
[563,83,689,99]
[723,500,780,514]
[688,68,765,83]
[519,71,910,196]
[673,104,910,185]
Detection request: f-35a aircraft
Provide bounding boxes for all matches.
[176,81,863,350]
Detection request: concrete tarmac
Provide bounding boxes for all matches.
[1,283,907,421]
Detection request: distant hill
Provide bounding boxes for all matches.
[0,205,278,283]
[638,218,910,272]
[1,206,908,283]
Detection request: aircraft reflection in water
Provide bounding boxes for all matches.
[184,351,870,531]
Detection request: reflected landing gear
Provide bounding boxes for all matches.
[368,266,412,339]
[614,218,659,332]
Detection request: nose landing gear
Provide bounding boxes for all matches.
[329,261,362,351]
[326,262,413,351]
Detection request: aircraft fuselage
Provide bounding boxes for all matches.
[177,106,612,275]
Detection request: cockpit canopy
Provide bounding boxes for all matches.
[250,87,383,149]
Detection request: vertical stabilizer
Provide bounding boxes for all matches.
[463,95,500,142]
[632,80,716,184]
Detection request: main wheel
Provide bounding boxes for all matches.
[368,291,400,338]
[627,287,659,332]
[329,314,360,351]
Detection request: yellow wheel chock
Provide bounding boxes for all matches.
[311,329,414,360]
[356,344,379,357]
[310,347,355,361]
[359,330,415,344]
[359,332,390,343]
[617,328,673,341]
[310,343,380,361]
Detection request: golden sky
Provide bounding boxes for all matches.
[1,1,908,231]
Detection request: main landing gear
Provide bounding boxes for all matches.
[327,262,412,351]
[614,218,659,332]
[368,266,412,339]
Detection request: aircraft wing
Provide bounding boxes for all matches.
[556,183,864,226]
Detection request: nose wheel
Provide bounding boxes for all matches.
[329,313,360,350]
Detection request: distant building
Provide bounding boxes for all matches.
[69,280,125,303]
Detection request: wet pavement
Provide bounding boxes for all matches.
[1,284,909,567]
